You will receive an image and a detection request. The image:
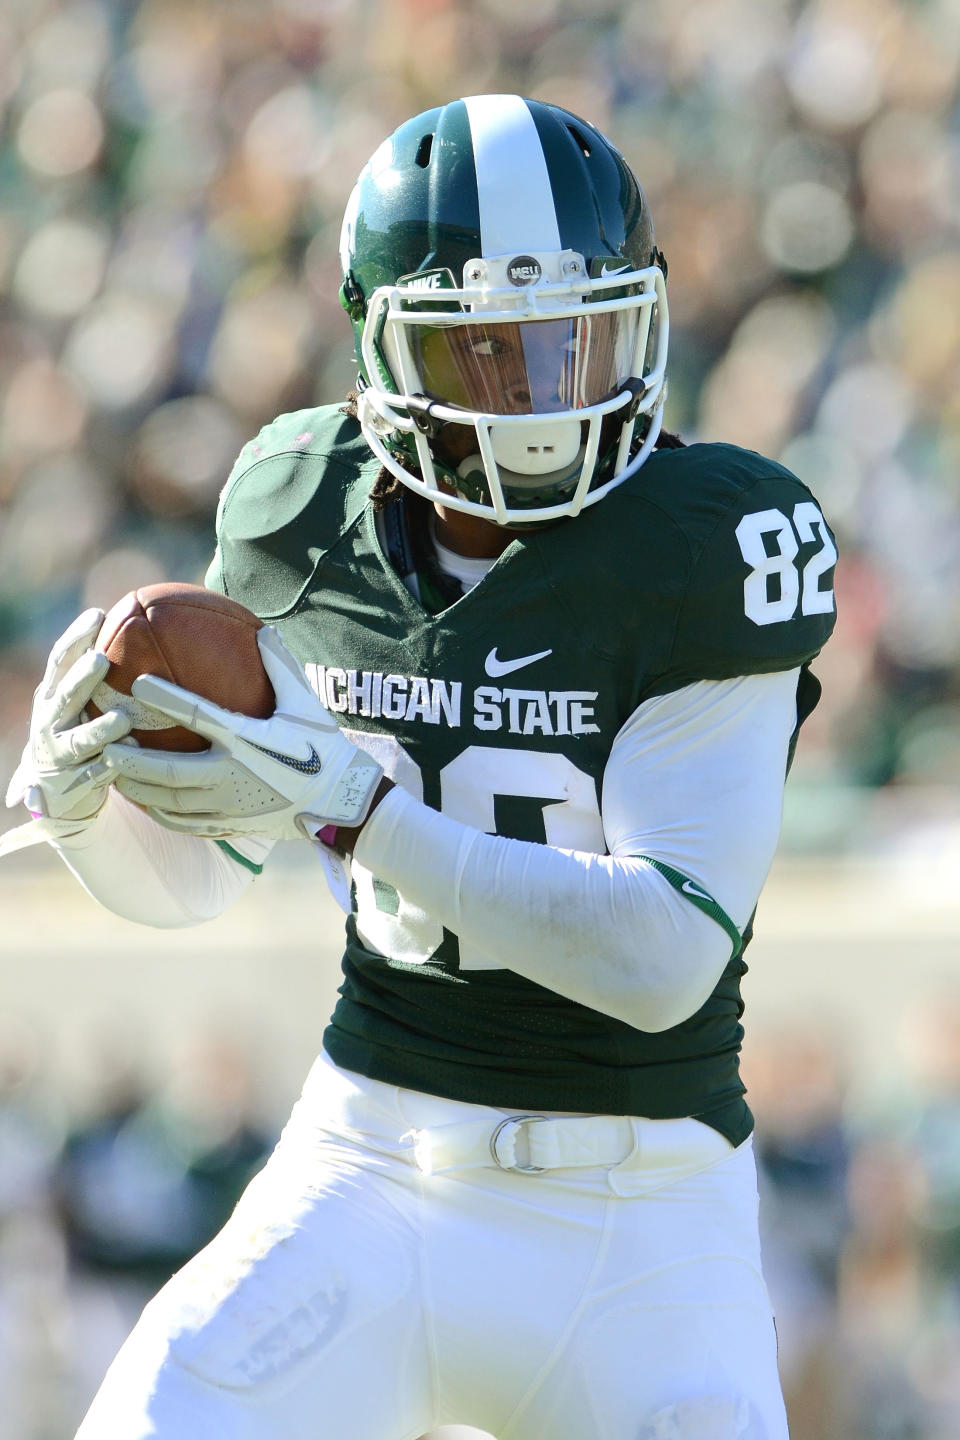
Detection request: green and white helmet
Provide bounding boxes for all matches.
[339,94,669,525]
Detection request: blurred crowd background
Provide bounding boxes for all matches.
[1,0,959,1435]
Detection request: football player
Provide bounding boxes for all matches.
[8,96,836,1440]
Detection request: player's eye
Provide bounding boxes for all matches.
[468,336,508,358]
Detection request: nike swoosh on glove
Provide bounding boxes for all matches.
[101,626,383,841]
[1,609,132,857]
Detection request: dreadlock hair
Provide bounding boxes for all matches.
[655,427,686,449]
[341,390,405,510]
[368,467,406,511]
[342,390,685,511]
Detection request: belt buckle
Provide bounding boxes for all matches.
[490,1114,547,1173]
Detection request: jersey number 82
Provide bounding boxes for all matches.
[735,501,837,628]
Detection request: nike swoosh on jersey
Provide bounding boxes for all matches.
[241,738,324,774]
[484,646,553,678]
[600,261,631,277]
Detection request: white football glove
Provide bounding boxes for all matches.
[101,626,383,841]
[1,609,132,856]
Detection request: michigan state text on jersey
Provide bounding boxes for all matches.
[10,95,836,1440]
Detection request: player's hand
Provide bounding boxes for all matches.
[1,609,132,854]
[101,626,383,841]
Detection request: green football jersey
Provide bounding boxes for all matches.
[207,404,837,1144]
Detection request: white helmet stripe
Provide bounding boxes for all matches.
[463,94,562,258]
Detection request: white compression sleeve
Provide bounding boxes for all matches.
[52,789,270,928]
[353,670,800,1032]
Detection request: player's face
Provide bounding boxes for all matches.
[444,323,555,414]
[413,315,623,417]
[408,311,640,543]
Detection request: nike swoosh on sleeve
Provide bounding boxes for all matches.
[681,879,715,904]
[484,647,553,678]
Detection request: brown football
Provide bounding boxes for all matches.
[86,583,275,751]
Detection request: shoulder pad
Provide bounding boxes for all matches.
[623,443,838,691]
[206,405,378,618]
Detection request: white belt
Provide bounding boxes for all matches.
[405,1114,639,1176]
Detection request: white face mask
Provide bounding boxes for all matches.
[357,253,669,526]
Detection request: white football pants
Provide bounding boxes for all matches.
[75,1052,788,1440]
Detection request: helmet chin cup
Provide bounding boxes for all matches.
[487,419,581,476]
[457,444,587,498]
